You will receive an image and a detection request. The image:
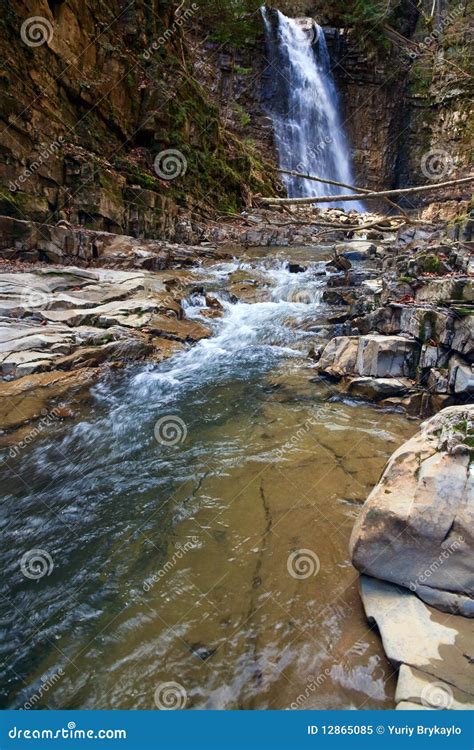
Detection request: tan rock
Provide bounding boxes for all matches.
[359,576,474,696]
[351,405,474,616]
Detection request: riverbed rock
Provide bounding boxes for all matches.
[448,355,474,394]
[351,405,474,617]
[318,335,420,379]
[359,576,474,700]
[335,241,377,260]
[395,665,474,710]
[346,377,412,401]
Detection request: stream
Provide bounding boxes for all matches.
[0,246,417,710]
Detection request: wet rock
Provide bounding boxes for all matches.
[359,576,474,698]
[351,405,474,617]
[380,392,452,418]
[318,335,420,379]
[327,255,351,272]
[395,665,474,710]
[0,369,99,432]
[347,377,411,401]
[288,263,307,273]
[426,368,449,394]
[335,241,377,260]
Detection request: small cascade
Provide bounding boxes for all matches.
[261,8,365,211]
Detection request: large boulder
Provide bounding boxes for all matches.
[350,405,474,617]
[318,334,420,379]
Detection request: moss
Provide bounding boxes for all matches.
[418,310,438,344]
[419,253,442,274]
[234,65,253,75]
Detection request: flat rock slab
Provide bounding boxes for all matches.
[360,576,474,696]
[395,664,474,710]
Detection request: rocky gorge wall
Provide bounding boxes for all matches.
[0,0,276,239]
[1,1,472,244]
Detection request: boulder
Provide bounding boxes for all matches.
[318,335,420,379]
[449,355,474,394]
[416,277,473,304]
[335,241,377,260]
[351,405,474,617]
[347,377,411,401]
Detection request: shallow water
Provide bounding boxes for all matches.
[0,246,417,710]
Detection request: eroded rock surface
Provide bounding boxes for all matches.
[0,264,211,441]
[351,405,474,617]
[359,576,474,708]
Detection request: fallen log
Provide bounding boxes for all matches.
[259,175,474,206]
[276,168,408,217]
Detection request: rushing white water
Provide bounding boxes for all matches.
[261,8,365,211]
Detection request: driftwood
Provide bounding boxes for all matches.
[260,175,474,206]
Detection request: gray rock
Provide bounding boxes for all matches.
[449,355,474,394]
[351,405,474,616]
[347,377,411,401]
[318,334,420,379]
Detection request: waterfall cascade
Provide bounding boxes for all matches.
[261,8,365,212]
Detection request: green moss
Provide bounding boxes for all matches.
[234,66,253,75]
[418,310,438,343]
[419,253,442,274]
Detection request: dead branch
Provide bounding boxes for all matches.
[259,175,474,206]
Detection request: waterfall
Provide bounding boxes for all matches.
[261,8,365,212]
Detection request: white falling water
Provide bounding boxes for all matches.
[262,8,365,211]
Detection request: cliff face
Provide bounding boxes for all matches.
[0,0,275,238]
[325,0,473,210]
[0,1,472,238]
